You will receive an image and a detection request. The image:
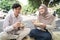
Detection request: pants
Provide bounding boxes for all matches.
[0,28,31,40]
[29,29,52,40]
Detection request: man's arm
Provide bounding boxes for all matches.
[3,14,14,32]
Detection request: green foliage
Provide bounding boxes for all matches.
[49,0,60,7]
[0,0,18,11]
[28,0,41,13]
[25,0,60,13]
[56,8,60,15]
[22,5,37,14]
[28,0,41,9]
[28,0,60,7]
[22,0,41,14]
[0,0,60,14]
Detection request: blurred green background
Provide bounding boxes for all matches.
[0,0,60,15]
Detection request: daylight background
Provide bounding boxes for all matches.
[0,0,60,40]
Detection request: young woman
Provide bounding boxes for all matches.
[29,4,56,40]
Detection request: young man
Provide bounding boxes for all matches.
[0,3,31,40]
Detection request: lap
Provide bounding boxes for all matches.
[0,32,18,39]
[0,28,31,40]
[0,32,8,37]
[29,29,52,40]
[17,28,31,40]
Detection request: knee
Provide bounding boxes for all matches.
[24,28,31,34]
[0,32,8,39]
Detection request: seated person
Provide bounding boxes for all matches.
[29,4,56,40]
[0,3,31,40]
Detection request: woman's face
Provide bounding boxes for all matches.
[39,6,46,15]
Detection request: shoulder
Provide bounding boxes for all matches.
[5,14,11,19]
[47,13,55,18]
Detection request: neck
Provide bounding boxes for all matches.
[42,14,46,17]
[37,27,46,31]
[14,13,18,17]
[41,13,47,17]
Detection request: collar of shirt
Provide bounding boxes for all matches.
[11,12,21,19]
[37,27,46,31]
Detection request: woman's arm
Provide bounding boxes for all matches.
[46,20,56,30]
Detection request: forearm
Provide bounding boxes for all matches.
[46,24,56,30]
[33,23,41,27]
[46,20,56,30]
[3,25,14,32]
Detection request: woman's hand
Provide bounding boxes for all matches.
[32,20,46,29]
[32,20,41,26]
[39,23,46,29]
[32,20,39,25]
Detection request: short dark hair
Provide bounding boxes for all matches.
[12,3,21,9]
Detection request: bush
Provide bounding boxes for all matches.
[22,5,38,15]
[56,8,60,17]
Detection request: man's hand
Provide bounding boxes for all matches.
[13,22,21,29]
[20,23,24,28]
[13,22,24,29]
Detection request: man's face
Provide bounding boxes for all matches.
[39,6,45,15]
[14,7,21,15]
